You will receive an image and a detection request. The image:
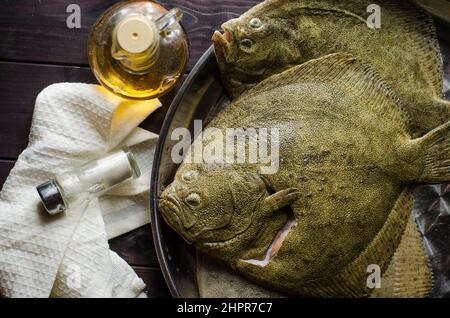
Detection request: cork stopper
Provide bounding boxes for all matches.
[116,16,157,53]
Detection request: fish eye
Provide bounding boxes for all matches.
[240,38,253,49]
[185,193,201,207]
[182,170,198,183]
[249,18,262,29]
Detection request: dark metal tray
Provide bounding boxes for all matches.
[151,18,450,297]
[151,46,225,297]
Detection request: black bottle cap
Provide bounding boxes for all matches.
[36,180,66,215]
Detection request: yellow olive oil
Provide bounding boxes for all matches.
[88,1,189,100]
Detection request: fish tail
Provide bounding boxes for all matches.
[415,120,450,183]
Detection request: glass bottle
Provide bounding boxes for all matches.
[37,148,140,215]
[88,1,189,100]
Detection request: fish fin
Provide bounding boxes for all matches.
[243,0,443,97]
[337,187,414,297]
[239,52,413,135]
[262,188,299,213]
[383,2,443,97]
[306,1,443,97]
[370,212,433,298]
[415,121,450,183]
[295,187,413,297]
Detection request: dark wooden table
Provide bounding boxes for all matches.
[2,0,450,298]
[0,0,261,298]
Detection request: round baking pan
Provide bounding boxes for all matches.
[151,20,450,297]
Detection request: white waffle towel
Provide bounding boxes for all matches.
[0,83,161,297]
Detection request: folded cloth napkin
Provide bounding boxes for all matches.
[0,83,161,297]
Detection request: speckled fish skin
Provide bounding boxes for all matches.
[212,0,450,137]
[159,54,450,297]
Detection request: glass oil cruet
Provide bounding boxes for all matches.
[88,1,189,100]
[36,2,190,214]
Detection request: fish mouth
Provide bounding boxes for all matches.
[159,195,196,243]
[212,24,236,64]
[240,215,298,267]
[160,194,181,215]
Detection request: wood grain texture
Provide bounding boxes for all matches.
[158,0,262,68]
[0,0,449,299]
[0,61,184,159]
[109,225,159,267]
[0,159,15,190]
[0,62,95,159]
[0,0,261,68]
[133,266,171,297]
[0,0,120,65]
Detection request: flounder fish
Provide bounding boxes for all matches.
[159,54,450,297]
[212,0,450,136]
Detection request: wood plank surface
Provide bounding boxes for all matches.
[0,62,96,159]
[0,61,184,160]
[0,159,15,190]
[2,0,448,299]
[0,0,319,295]
[109,225,160,267]
[133,266,171,297]
[0,0,261,68]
